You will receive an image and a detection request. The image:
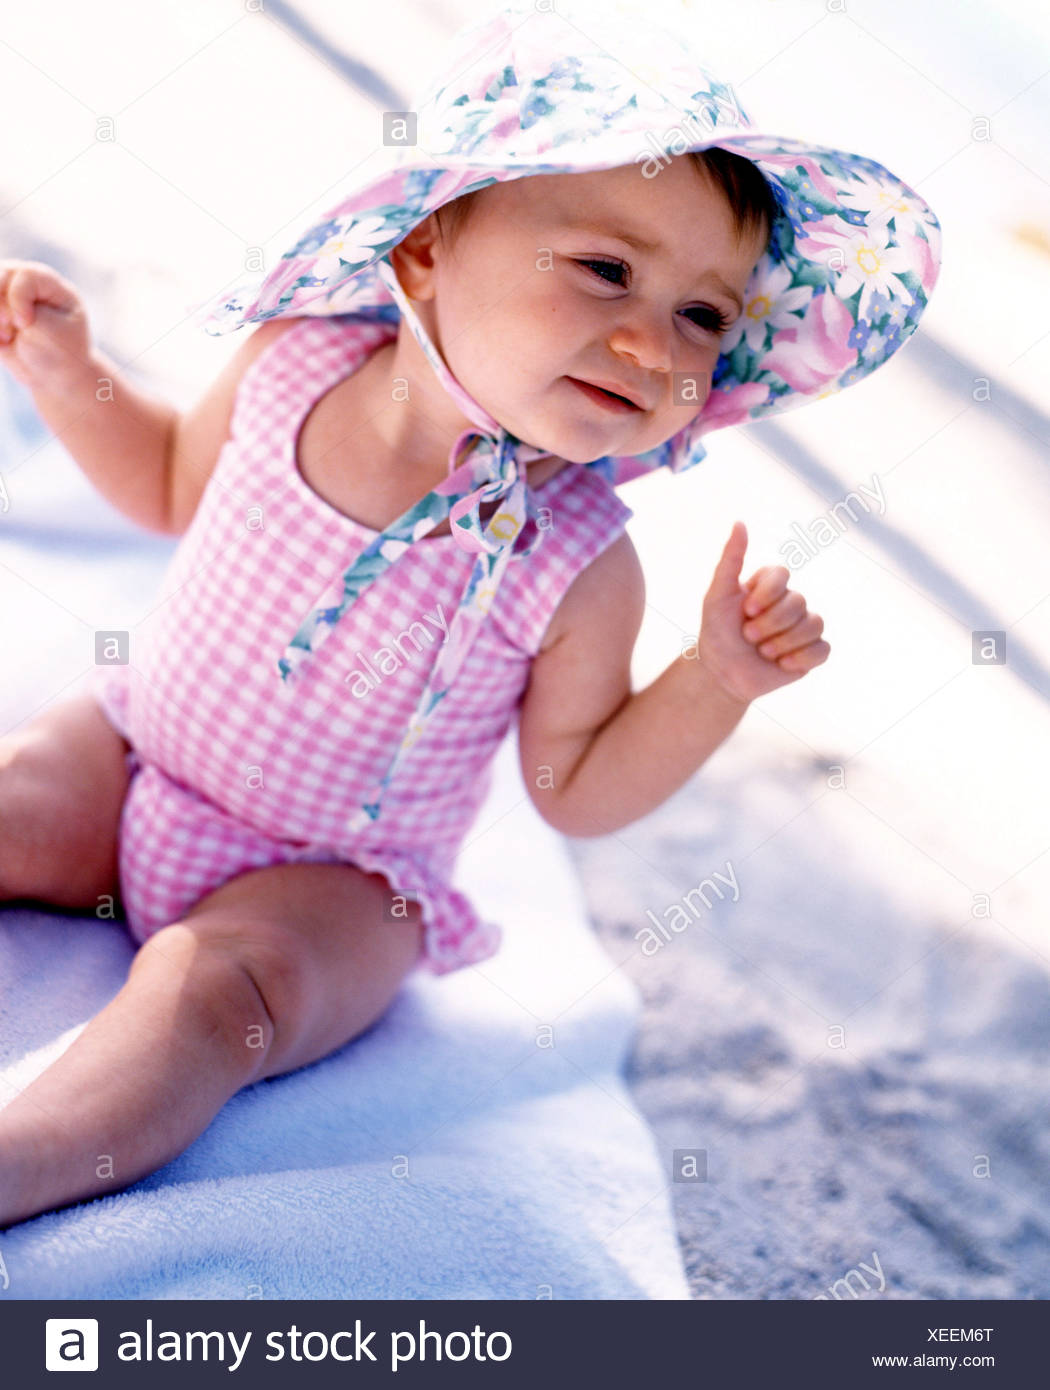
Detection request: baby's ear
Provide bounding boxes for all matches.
[388,216,441,300]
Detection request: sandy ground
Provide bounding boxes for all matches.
[2,0,1048,1299]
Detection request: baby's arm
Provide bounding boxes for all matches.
[0,260,290,536]
[519,521,829,837]
[0,260,178,533]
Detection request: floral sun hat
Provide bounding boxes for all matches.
[191,1,942,830]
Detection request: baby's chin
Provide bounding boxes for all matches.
[492,407,680,466]
[520,430,667,467]
[500,420,617,466]
[520,440,608,466]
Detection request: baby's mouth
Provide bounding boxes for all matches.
[565,377,643,413]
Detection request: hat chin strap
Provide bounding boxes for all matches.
[376,255,505,475]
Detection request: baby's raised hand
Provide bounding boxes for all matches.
[696,520,830,705]
[0,260,92,393]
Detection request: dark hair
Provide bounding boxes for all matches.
[686,147,778,250]
[432,147,777,252]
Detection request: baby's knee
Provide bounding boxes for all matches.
[132,919,304,1079]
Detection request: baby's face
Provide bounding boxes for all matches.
[421,156,767,462]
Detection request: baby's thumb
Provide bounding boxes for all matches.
[706,520,747,600]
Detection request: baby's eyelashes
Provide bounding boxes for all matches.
[576,257,628,285]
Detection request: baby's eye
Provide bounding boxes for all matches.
[576,259,732,336]
[680,306,732,335]
[576,257,628,286]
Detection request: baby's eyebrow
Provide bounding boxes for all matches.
[564,218,661,255]
[560,217,743,312]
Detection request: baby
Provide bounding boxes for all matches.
[0,6,938,1228]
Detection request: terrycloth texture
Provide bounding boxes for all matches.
[0,743,688,1299]
[89,313,633,975]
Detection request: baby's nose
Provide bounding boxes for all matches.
[607,313,673,374]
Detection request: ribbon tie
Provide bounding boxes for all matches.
[277,256,553,830]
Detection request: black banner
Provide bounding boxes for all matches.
[0,1298,1039,1386]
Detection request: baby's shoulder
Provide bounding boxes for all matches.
[538,526,643,653]
[165,315,306,535]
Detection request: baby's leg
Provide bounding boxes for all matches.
[0,861,425,1227]
[0,690,132,908]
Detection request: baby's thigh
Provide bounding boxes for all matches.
[173,861,426,1081]
[0,690,132,908]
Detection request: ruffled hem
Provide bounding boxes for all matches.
[343,845,503,977]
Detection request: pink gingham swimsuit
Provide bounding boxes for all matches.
[90,314,634,975]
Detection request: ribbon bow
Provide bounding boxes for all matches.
[277,257,553,830]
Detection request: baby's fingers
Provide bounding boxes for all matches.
[742,588,807,644]
[0,261,78,332]
[778,638,831,673]
[743,564,790,617]
[754,612,826,661]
